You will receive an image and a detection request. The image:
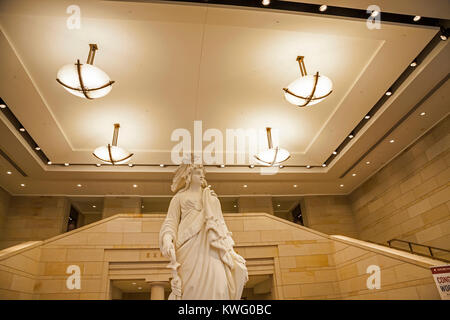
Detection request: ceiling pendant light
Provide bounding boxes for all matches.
[56,44,115,99]
[283,56,333,107]
[254,127,290,166]
[93,124,133,165]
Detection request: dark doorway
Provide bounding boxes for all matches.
[67,205,80,232]
[291,204,304,226]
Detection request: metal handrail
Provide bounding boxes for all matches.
[387,238,450,259]
[357,239,450,263]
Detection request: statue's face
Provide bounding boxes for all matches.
[191,168,205,186]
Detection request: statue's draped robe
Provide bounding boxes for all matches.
[159,187,248,299]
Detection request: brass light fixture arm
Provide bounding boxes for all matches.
[76,59,92,100]
[112,123,120,146]
[296,56,307,76]
[266,127,273,149]
[107,144,115,165]
[302,71,320,107]
[87,44,98,65]
[270,147,279,166]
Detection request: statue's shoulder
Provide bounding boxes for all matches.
[205,186,218,198]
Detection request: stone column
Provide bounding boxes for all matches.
[149,282,166,300]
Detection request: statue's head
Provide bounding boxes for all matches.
[171,163,207,193]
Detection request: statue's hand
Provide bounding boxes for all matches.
[161,234,175,258]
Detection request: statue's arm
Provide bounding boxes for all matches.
[159,194,181,257]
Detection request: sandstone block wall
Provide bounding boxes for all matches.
[349,116,450,259]
[0,213,443,300]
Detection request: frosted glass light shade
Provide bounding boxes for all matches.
[284,74,333,107]
[255,147,290,166]
[57,63,112,99]
[93,145,132,164]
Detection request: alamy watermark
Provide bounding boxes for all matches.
[367,5,381,30]
[171,121,284,174]
[366,265,381,289]
[66,265,81,290]
[66,5,81,30]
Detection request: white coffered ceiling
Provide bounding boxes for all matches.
[0,0,449,196]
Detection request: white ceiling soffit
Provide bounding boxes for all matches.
[0,0,448,196]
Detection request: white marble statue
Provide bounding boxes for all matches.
[159,163,248,299]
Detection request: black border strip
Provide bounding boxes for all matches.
[0,97,50,167]
[121,0,445,27]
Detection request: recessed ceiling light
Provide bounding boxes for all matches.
[243,184,248,188]
[6,171,12,175]
[440,27,449,41]
[365,115,371,120]
[77,184,82,187]
[340,184,344,187]
[35,147,41,151]
[262,0,270,6]
[322,163,327,167]
[390,139,395,143]
[366,161,371,165]
[420,112,426,116]
[233,204,237,208]
[141,205,144,208]
[220,164,225,168]
[64,163,70,166]
[413,16,421,22]
[96,163,101,167]
[277,204,281,207]
[306,165,311,169]
[371,10,379,17]
[385,90,392,96]
[159,164,165,167]
[332,151,337,155]
[137,287,142,290]
[92,205,96,208]
[0,104,6,109]
[410,60,418,67]
[47,161,52,165]
[20,183,25,187]
[352,173,357,177]
[293,184,298,188]
[319,4,327,12]
[19,128,25,132]
[133,184,138,188]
